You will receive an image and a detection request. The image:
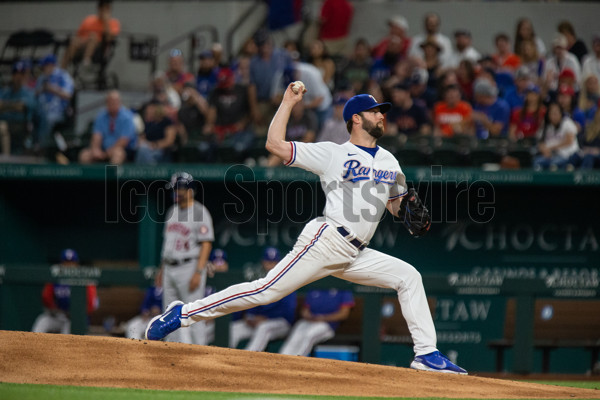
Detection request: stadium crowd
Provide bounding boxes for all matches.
[2,3,600,170]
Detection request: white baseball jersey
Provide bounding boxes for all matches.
[162,201,214,261]
[284,141,407,243]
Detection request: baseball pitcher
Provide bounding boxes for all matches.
[147,84,467,374]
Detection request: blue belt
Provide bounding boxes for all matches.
[336,226,367,250]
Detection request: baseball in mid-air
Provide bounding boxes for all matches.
[291,81,306,94]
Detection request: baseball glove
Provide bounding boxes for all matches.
[399,188,431,238]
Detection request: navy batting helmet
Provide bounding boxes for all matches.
[167,171,196,190]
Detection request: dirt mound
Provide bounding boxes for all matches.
[0,331,598,398]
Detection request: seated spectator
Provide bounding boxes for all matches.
[570,107,600,169]
[34,54,74,150]
[279,288,354,357]
[339,38,373,94]
[370,36,405,85]
[318,0,354,57]
[204,67,254,156]
[533,102,579,170]
[177,82,210,141]
[150,71,181,115]
[0,61,35,155]
[306,39,336,91]
[229,247,297,352]
[60,0,120,70]
[165,48,195,96]
[386,83,432,137]
[32,249,99,334]
[518,39,545,84]
[456,59,476,102]
[433,84,473,138]
[472,78,511,139]
[409,12,452,67]
[509,84,546,142]
[409,68,437,111]
[503,66,533,111]
[492,33,521,72]
[196,50,219,99]
[420,37,444,93]
[79,90,137,164]
[578,74,600,120]
[372,15,411,61]
[543,34,582,94]
[557,20,588,64]
[125,286,163,340]
[582,34,600,85]
[514,18,546,60]
[135,101,177,164]
[556,84,586,134]
[446,29,481,69]
[317,95,349,144]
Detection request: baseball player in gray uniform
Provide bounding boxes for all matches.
[147,85,467,374]
[155,171,214,344]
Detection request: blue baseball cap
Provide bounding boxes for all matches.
[262,247,281,262]
[60,248,79,263]
[342,94,391,123]
[209,248,227,265]
[12,60,27,73]
[40,54,57,66]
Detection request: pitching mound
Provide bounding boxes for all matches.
[0,331,598,398]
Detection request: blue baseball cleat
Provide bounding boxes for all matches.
[410,351,468,375]
[145,300,184,341]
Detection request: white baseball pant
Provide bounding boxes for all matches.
[32,311,70,334]
[229,318,291,351]
[279,320,335,356]
[181,218,437,356]
[163,261,209,345]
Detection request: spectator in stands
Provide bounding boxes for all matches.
[381,58,413,94]
[471,78,511,139]
[556,84,586,134]
[195,50,219,99]
[135,101,177,164]
[518,39,545,84]
[79,90,137,164]
[60,0,120,70]
[421,37,444,93]
[317,0,354,57]
[456,59,476,102]
[177,82,210,142]
[125,286,163,340]
[249,31,292,136]
[32,249,99,334]
[150,71,181,115]
[578,74,600,120]
[34,54,74,150]
[433,84,473,138]
[370,36,405,86]
[409,12,452,67]
[279,288,354,357]
[543,34,582,94]
[492,33,521,72]
[514,18,546,60]
[503,66,533,111]
[570,107,600,169]
[306,39,336,91]
[317,94,349,144]
[229,247,297,352]
[339,38,373,94]
[509,84,546,142]
[582,34,600,85]
[409,67,436,111]
[446,29,481,69]
[372,15,411,61]
[164,48,195,97]
[386,83,431,137]
[534,102,579,170]
[557,20,588,64]
[204,67,254,158]
[0,61,35,155]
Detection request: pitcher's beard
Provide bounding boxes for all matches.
[362,119,384,139]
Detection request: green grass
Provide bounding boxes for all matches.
[1,381,599,400]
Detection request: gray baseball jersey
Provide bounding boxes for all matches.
[162,201,214,262]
